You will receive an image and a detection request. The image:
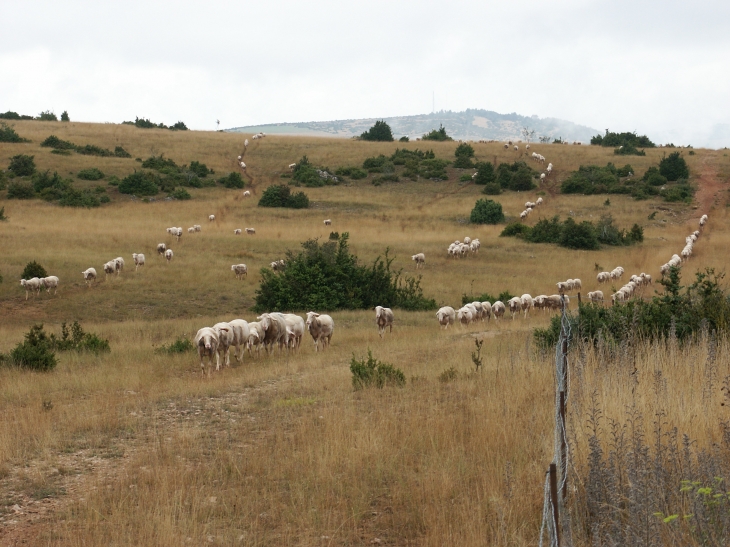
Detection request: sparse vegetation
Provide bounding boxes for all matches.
[0,122,28,143]
[77,168,105,181]
[122,117,189,130]
[350,350,405,390]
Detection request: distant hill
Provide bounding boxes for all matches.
[227,109,599,143]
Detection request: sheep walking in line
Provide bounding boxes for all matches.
[82,268,97,287]
[323,219,332,226]
[157,243,167,256]
[133,253,145,271]
[209,215,215,222]
[305,312,334,351]
[20,278,41,300]
[245,228,256,235]
[194,327,219,378]
[375,306,394,338]
[165,249,174,263]
[231,264,248,279]
[436,306,456,329]
[411,253,425,269]
[234,229,242,235]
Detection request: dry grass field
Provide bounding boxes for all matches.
[1,121,730,545]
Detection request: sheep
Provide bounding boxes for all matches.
[20,278,41,300]
[546,165,553,176]
[103,261,116,278]
[481,301,492,322]
[504,143,509,149]
[289,163,297,171]
[305,312,335,351]
[257,313,288,353]
[520,210,529,221]
[245,228,256,235]
[114,257,125,274]
[587,290,604,304]
[597,272,610,284]
[212,322,234,368]
[557,281,569,295]
[457,306,474,326]
[411,253,426,269]
[82,268,97,286]
[231,264,248,279]
[536,197,543,206]
[375,306,394,338]
[470,239,481,253]
[508,297,522,319]
[470,301,485,321]
[520,294,534,317]
[573,278,582,291]
[324,219,332,226]
[279,313,305,350]
[247,322,264,357]
[228,319,251,363]
[533,295,547,312]
[39,276,59,295]
[157,243,167,256]
[436,306,456,329]
[188,227,195,233]
[239,160,246,170]
[165,249,173,262]
[540,173,546,182]
[464,237,471,245]
[194,225,202,232]
[243,191,251,197]
[526,144,530,150]
[491,301,506,319]
[234,229,242,235]
[514,145,518,151]
[270,260,285,271]
[209,215,215,222]
[244,139,249,147]
[132,253,145,271]
[194,327,220,378]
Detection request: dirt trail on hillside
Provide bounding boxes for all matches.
[693,152,725,213]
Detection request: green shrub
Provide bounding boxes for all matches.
[363,154,388,170]
[114,146,131,158]
[453,155,474,168]
[470,199,504,224]
[459,173,474,182]
[32,170,64,192]
[8,325,57,371]
[290,156,339,187]
[500,222,531,238]
[118,171,160,196]
[8,154,36,176]
[502,215,639,250]
[171,121,188,131]
[107,175,120,187]
[58,188,101,208]
[0,207,6,221]
[455,143,475,158]
[591,130,655,148]
[258,184,309,209]
[157,337,195,354]
[75,144,114,157]
[22,261,47,279]
[60,111,69,122]
[188,160,212,178]
[254,233,436,312]
[646,172,667,186]
[37,110,58,121]
[335,166,367,179]
[49,322,110,353]
[399,136,409,142]
[51,149,72,156]
[461,292,498,306]
[77,168,105,181]
[560,217,599,250]
[661,183,694,203]
[169,188,191,200]
[659,152,690,181]
[218,172,245,188]
[419,158,449,180]
[614,144,645,156]
[7,181,35,199]
[142,155,178,171]
[482,182,502,195]
[616,164,633,177]
[0,171,6,191]
[509,167,535,191]
[360,120,394,142]
[372,174,400,184]
[422,124,452,141]
[40,135,76,149]
[473,162,496,185]
[100,195,111,204]
[350,350,405,390]
[0,122,26,143]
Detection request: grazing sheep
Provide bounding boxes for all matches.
[39,276,59,295]
[245,228,256,235]
[457,306,474,326]
[508,297,522,319]
[132,253,145,271]
[103,261,116,278]
[188,227,195,233]
[231,264,248,279]
[587,290,604,304]
[194,225,202,232]
[597,272,610,284]
[491,301,506,320]
[234,229,242,235]
[324,219,332,226]
[375,306,394,338]
[209,215,215,222]
[82,268,97,286]
[536,197,543,206]
[573,278,582,291]
[114,257,125,274]
[411,253,426,268]
[243,191,251,197]
[520,294,534,317]
[157,243,167,255]
[212,322,234,369]
[228,319,251,363]
[481,302,492,322]
[305,312,335,351]
[540,173,546,182]
[257,313,288,353]
[20,278,41,300]
[270,260,285,271]
[165,249,173,262]
[194,327,220,378]
[436,306,456,329]
[247,322,264,357]
[279,313,306,350]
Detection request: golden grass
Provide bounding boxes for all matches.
[1,122,730,545]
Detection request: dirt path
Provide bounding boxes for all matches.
[693,152,725,213]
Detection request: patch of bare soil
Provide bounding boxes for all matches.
[694,152,725,213]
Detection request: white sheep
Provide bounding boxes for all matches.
[234,229,242,235]
[194,225,202,232]
[536,197,543,206]
[40,276,59,295]
[114,257,125,274]
[132,253,145,271]
[324,219,332,226]
[187,227,195,233]
[289,163,297,171]
[305,312,334,351]
[491,301,506,320]
[436,306,456,329]
[157,243,167,255]
[82,268,97,286]
[165,249,173,262]
[520,294,534,318]
[244,139,249,147]
[103,261,116,278]
[270,260,286,271]
[375,306,394,338]
[457,306,475,326]
[587,290,604,304]
[212,322,234,369]
[508,297,522,319]
[228,319,251,363]
[245,228,256,235]
[481,301,492,322]
[209,215,215,222]
[463,237,471,245]
[243,191,251,197]
[411,253,425,269]
[20,278,41,300]
[194,327,219,378]
[231,264,248,279]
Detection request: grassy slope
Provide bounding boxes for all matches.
[0,121,730,545]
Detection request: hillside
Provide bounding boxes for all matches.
[228,108,600,143]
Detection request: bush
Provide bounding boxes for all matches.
[470,199,504,224]
[32,170,65,192]
[118,171,160,196]
[58,187,101,208]
[7,181,35,199]
[114,146,131,158]
[218,172,245,189]
[646,171,667,186]
[48,321,110,353]
[258,184,309,209]
[0,122,26,143]
[40,135,76,149]
[60,111,69,122]
[77,168,105,181]
[188,161,212,178]
[37,110,58,121]
[453,143,475,168]
[100,195,111,204]
[473,162,496,185]
[482,182,502,195]
[170,121,188,131]
[363,154,388,170]
[360,120,394,142]
[8,325,57,371]
[659,152,690,181]
[419,158,449,180]
[169,188,191,200]
[142,155,178,171]
[254,233,436,312]
[22,261,47,280]
[8,154,36,176]
[591,130,655,148]
[560,217,599,250]
[613,144,645,156]
[75,144,114,157]
[0,207,6,221]
[157,336,194,354]
[661,183,694,203]
[422,124,452,141]
[350,350,405,390]
[502,215,639,250]
[399,136,409,142]
[335,166,367,179]
[500,222,531,238]
[509,167,535,191]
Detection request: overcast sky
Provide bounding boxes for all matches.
[2,1,729,147]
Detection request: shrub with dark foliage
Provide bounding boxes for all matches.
[258,184,309,209]
[422,124,452,141]
[22,261,47,280]
[0,122,27,143]
[360,120,394,142]
[218,172,245,189]
[470,199,504,224]
[659,151,689,181]
[8,154,36,176]
[118,171,160,196]
[254,233,436,312]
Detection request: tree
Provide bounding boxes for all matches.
[22,261,47,280]
[37,110,58,121]
[8,154,36,176]
[470,199,504,224]
[658,152,689,181]
[453,143,475,168]
[521,126,536,143]
[360,120,394,142]
[422,124,452,141]
[473,162,496,185]
[60,111,70,122]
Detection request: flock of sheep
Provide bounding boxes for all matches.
[520,197,544,220]
[19,275,59,300]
